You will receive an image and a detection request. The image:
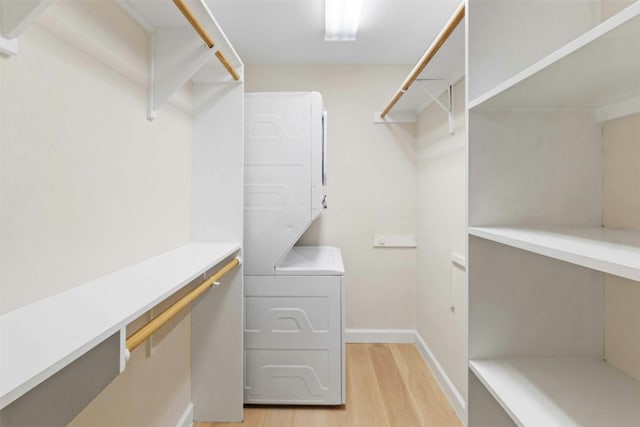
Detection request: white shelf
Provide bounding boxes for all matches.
[470,358,640,427]
[469,226,640,282]
[0,242,240,410]
[469,3,640,112]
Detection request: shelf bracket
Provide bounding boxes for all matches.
[415,79,455,135]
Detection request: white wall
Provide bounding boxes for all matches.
[603,113,640,381]
[601,0,638,20]
[415,79,466,400]
[245,65,417,330]
[0,0,192,314]
[1,1,194,426]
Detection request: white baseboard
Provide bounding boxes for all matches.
[414,332,466,422]
[345,328,416,343]
[176,402,194,427]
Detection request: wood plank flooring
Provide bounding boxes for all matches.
[196,343,461,427]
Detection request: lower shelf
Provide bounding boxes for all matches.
[469,358,640,427]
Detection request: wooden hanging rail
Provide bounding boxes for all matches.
[125,256,241,353]
[172,0,240,81]
[380,0,465,118]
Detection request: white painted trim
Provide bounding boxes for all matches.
[176,402,194,427]
[414,332,466,422]
[345,329,416,344]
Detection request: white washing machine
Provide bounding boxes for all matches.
[244,247,345,404]
[243,92,345,405]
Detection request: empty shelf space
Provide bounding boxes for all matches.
[470,358,640,427]
[468,226,640,281]
[0,242,240,409]
[469,3,640,111]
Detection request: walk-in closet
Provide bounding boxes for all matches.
[1,0,638,426]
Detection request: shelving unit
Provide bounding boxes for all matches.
[467,1,640,425]
[115,0,243,119]
[0,243,240,410]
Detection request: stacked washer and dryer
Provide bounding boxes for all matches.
[243,92,346,405]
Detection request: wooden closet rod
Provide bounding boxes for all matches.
[125,257,241,353]
[380,0,465,118]
[172,0,241,81]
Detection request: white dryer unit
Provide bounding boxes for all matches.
[243,92,345,405]
[244,91,327,275]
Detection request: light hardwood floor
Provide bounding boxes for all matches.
[196,343,461,427]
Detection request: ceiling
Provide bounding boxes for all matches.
[204,0,464,65]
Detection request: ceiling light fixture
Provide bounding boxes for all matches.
[325,0,363,41]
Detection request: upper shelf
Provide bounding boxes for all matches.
[0,243,240,410]
[115,0,243,118]
[469,3,640,113]
[469,226,640,282]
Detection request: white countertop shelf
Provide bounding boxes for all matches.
[470,358,640,427]
[0,242,240,409]
[469,3,640,113]
[469,226,640,281]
